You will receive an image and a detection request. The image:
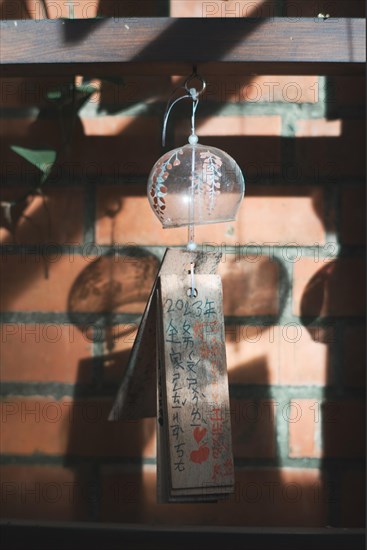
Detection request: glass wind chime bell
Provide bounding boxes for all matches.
[147,73,245,248]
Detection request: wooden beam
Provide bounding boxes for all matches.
[0,521,365,550]
[0,17,365,77]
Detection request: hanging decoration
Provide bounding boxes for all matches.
[110,70,245,503]
[147,71,245,247]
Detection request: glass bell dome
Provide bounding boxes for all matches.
[147,142,245,228]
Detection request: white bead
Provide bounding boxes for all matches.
[188,134,199,145]
[187,242,197,251]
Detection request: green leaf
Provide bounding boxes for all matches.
[100,76,125,86]
[11,146,56,174]
[46,89,63,101]
[75,83,99,96]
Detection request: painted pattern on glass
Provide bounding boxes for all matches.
[150,149,224,221]
[198,151,223,214]
[150,149,184,221]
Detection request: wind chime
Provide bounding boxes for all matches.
[110,71,245,502]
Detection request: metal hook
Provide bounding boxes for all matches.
[184,69,207,98]
[162,68,207,147]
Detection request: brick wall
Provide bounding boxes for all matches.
[0,0,365,529]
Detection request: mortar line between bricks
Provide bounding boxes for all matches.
[325,464,343,527]
[273,252,294,326]
[0,455,152,467]
[1,312,365,326]
[88,461,101,522]
[334,180,343,245]
[6,92,365,122]
[2,243,363,258]
[1,383,364,400]
[83,180,96,244]
[275,0,284,16]
[330,324,346,395]
[92,329,106,388]
[2,176,365,188]
[273,390,290,468]
[158,0,170,17]
[0,454,364,469]
[1,101,326,120]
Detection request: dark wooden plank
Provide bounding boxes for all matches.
[0,521,365,550]
[0,18,365,77]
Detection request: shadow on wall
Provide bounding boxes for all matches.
[64,247,159,520]
[299,192,366,527]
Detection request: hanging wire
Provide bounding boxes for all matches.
[162,68,206,147]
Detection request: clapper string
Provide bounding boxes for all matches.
[162,68,206,258]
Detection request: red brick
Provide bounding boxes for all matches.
[230,399,276,458]
[0,323,92,383]
[0,74,167,109]
[289,399,365,458]
[68,254,159,315]
[296,118,342,137]
[96,184,327,247]
[219,255,279,317]
[224,133,281,178]
[27,0,97,19]
[293,258,366,317]
[331,76,366,108]
[343,326,366,388]
[0,117,67,149]
[278,324,334,384]
[0,77,74,107]
[81,75,172,106]
[341,185,366,245]
[101,323,138,384]
[0,465,89,521]
[0,115,161,177]
[170,0,278,18]
[8,74,319,113]
[171,0,365,18]
[100,465,327,527]
[340,469,366,527]
[0,397,156,457]
[96,0,166,17]
[0,253,158,313]
[173,116,281,177]
[226,325,278,384]
[0,186,84,245]
[231,468,328,527]
[176,116,282,138]
[96,184,186,246]
[80,115,162,176]
[174,75,319,104]
[240,186,327,245]
[289,399,322,458]
[0,254,90,312]
[284,0,365,17]
[0,116,83,178]
[100,466,151,524]
[322,400,365,458]
[0,0,30,19]
[226,324,333,385]
[294,120,365,179]
[0,0,162,19]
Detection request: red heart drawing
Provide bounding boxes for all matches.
[193,427,207,444]
[190,445,210,464]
